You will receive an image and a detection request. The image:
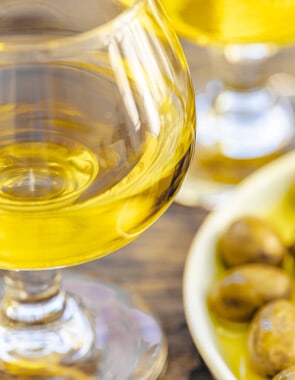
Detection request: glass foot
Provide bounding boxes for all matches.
[64,274,167,380]
[0,273,167,380]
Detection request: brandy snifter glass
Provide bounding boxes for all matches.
[0,0,195,378]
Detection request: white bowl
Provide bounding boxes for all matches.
[183,151,295,380]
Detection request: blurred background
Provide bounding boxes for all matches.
[158,0,295,210]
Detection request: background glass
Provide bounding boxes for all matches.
[0,0,195,378]
[161,0,295,209]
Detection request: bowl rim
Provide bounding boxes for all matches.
[183,150,295,380]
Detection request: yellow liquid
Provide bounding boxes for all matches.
[210,189,295,379]
[0,114,194,269]
[160,0,295,45]
[0,62,194,269]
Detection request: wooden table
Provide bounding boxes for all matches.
[77,203,212,380]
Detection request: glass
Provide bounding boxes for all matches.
[0,0,195,378]
[161,0,295,209]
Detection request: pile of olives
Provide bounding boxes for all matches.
[208,216,295,379]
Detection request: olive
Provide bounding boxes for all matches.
[273,366,295,380]
[248,300,295,378]
[219,216,287,267]
[208,264,291,322]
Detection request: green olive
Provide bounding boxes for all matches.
[273,366,295,380]
[248,300,295,378]
[219,216,287,267]
[208,264,291,322]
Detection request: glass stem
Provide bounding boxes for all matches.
[209,43,277,89]
[196,43,294,162]
[0,270,96,377]
[1,269,66,325]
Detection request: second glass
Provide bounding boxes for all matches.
[161,0,295,209]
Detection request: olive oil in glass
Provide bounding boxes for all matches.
[161,0,295,46]
[0,64,194,269]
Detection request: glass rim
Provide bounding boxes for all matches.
[0,0,147,57]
